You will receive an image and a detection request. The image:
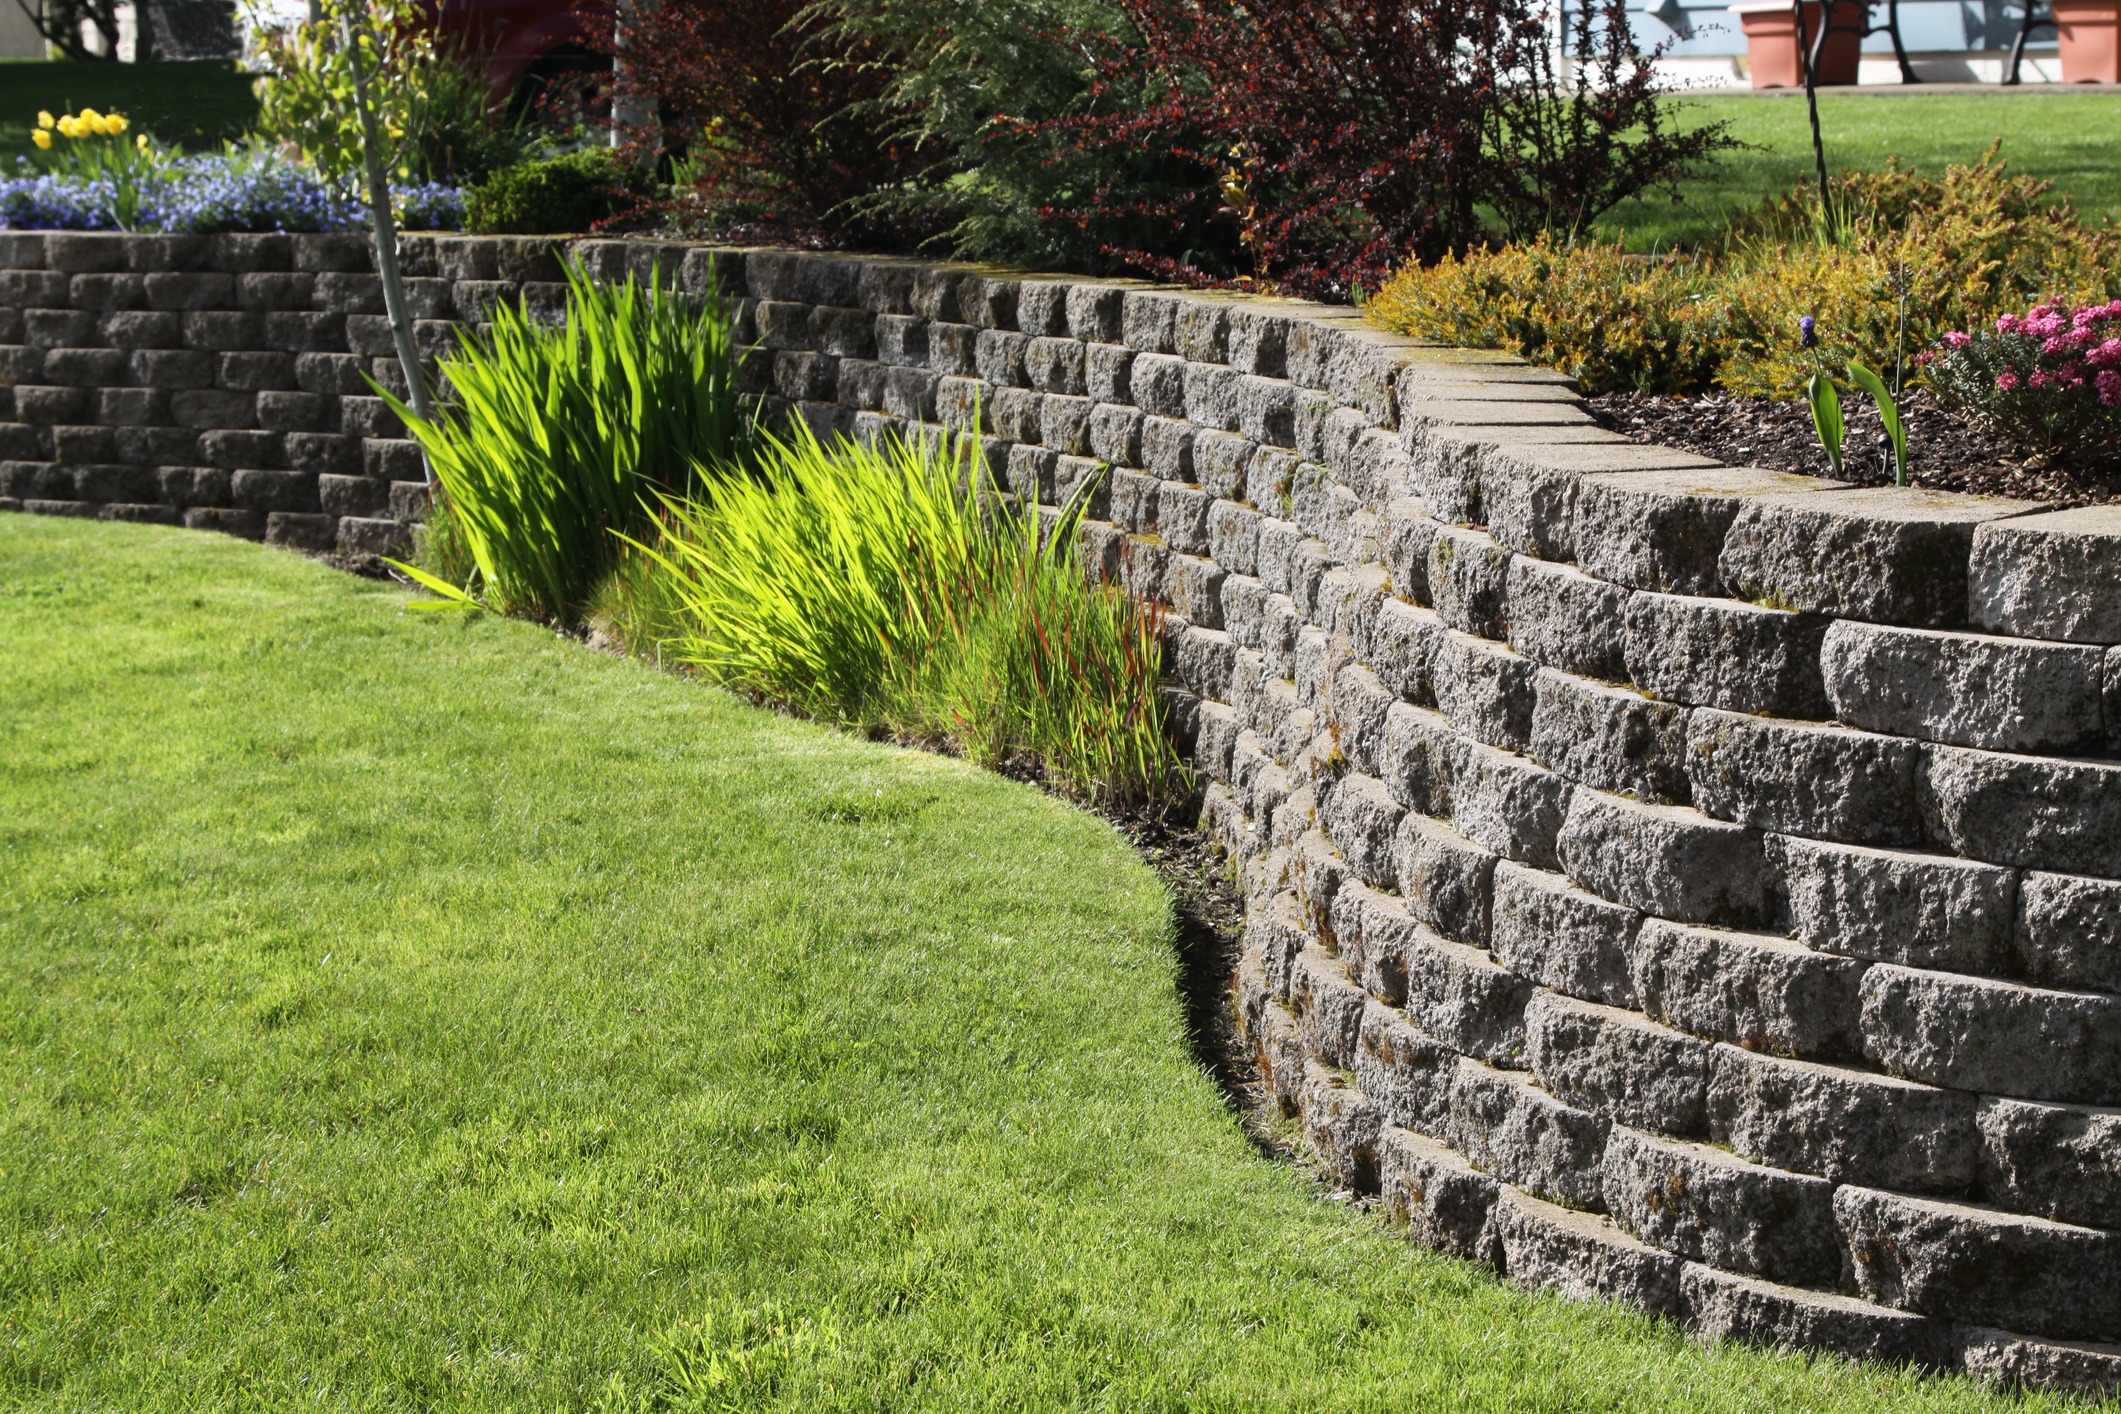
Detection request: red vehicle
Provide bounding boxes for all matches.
[430,0,611,111]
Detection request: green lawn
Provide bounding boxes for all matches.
[0,514,2076,1411]
[1598,89,2121,249]
[0,59,257,156]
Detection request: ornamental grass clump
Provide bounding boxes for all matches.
[386,258,746,624]
[637,422,1188,809]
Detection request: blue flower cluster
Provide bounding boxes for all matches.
[0,150,465,234]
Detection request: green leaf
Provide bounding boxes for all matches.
[1848,360,1909,486]
[1806,371,1844,475]
[382,557,484,609]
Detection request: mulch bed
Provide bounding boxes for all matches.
[1588,388,2121,508]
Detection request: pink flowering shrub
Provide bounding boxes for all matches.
[1924,301,2121,464]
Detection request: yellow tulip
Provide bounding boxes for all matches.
[78,107,102,126]
[30,128,50,150]
[55,116,79,139]
[36,110,53,130]
[135,133,149,153]
[106,113,128,134]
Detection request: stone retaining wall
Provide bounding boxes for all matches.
[3,231,2119,1394]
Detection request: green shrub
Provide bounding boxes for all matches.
[637,423,1189,809]
[385,258,746,624]
[465,149,645,235]
[1367,147,2121,399]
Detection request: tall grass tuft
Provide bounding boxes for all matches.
[637,423,1190,810]
[385,258,746,624]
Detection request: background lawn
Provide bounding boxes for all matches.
[0,515,2076,1411]
[0,59,257,156]
[1597,89,2121,249]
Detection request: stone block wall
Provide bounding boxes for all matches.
[3,232,2119,1394]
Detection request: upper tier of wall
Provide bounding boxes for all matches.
[2,231,2117,1395]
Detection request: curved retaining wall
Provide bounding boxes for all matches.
[3,231,2120,1393]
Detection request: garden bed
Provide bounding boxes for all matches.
[1589,388,2121,507]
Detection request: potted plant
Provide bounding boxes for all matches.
[1729,0,1866,88]
[2055,0,2121,82]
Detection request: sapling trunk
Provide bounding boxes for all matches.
[340,1,438,487]
[1795,0,1835,241]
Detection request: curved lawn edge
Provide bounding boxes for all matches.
[0,517,2047,1412]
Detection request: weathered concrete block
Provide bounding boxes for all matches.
[1859,964,2121,1107]
[1491,861,1641,1009]
[1236,373,1298,448]
[1555,788,1769,928]
[1707,1044,1978,1194]
[1769,835,2016,975]
[1821,619,2105,753]
[315,472,388,519]
[1722,487,2038,630]
[1969,505,2121,645]
[1446,1058,1611,1211]
[1206,499,1263,577]
[1683,709,1924,848]
[1394,811,1496,947]
[1601,1126,1840,1287]
[1288,945,1367,1069]
[1448,736,1573,871]
[1355,1004,1459,1136]
[1623,592,1830,718]
[873,314,927,367]
[1430,631,1536,753]
[1921,744,2121,878]
[1192,429,1254,499]
[1413,424,1635,528]
[1024,335,1086,395]
[1427,525,1511,639]
[1379,1125,1502,1262]
[1977,1095,2121,1231]
[1575,467,1843,597]
[1836,1185,2121,1342]
[1300,1060,1384,1191]
[1631,918,1868,1061]
[2015,870,2121,994]
[1530,669,1690,804]
[1321,772,1403,892]
[1505,556,1631,683]
[1086,402,1142,467]
[1381,496,1439,605]
[1141,416,1195,482]
[1364,597,1443,704]
[1955,1327,2121,1396]
[264,510,335,551]
[1526,990,1713,1136]
[1491,1186,1682,1316]
[1184,362,1240,432]
[1682,1265,1949,1369]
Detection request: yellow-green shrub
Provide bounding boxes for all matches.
[1367,147,2121,400]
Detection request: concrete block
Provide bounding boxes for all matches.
[1821,619,2105,753]
[1379,1125,1501,1263]
[1682,1265,1949,1368]
[1556,788,1769,928]
[1526,990,1714,1136]
[1623,592,1830,718]
[1504,556,1630,682]
[1447,1058,1611,1211]
[1968,505,2121,644]
[1860,963,2121,1107]
[1491,860,1641,1009]
[1449,735,1574,871]
[1602,1126,1840,1286]
[1394,811,1496,947]
[2015,870,2121,994]
[1430,630,1536,753]
[1632,917,1868,1061]
[1921,744,2121,877]
[1977,1095,2121,1232]
[1955,1327,2121,1396]
[1707,1044,1979,1194]
[1530,669,1690,804]
[1427,525,1511,639]
[1683,709,1925,847]
[1837,1185,2121,1341]
[1087,402,1142,466]
[1356,1008,1459,1136]
[1575,466,1845,596]
[1769,835,2016,975]
[1493,1187,1683,1317]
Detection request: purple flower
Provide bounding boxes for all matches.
[1799,315,1817,350]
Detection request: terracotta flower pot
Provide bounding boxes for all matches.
[1729,1,1867,89]
[2055,0,2121,82]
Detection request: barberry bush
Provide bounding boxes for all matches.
[1924,302,2121,464]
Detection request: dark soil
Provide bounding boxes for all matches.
[1589,388,2121,507]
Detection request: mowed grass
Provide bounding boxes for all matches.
[0,58,258,155]
[1597,89,2121,248]
[0,514,2076,1411]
